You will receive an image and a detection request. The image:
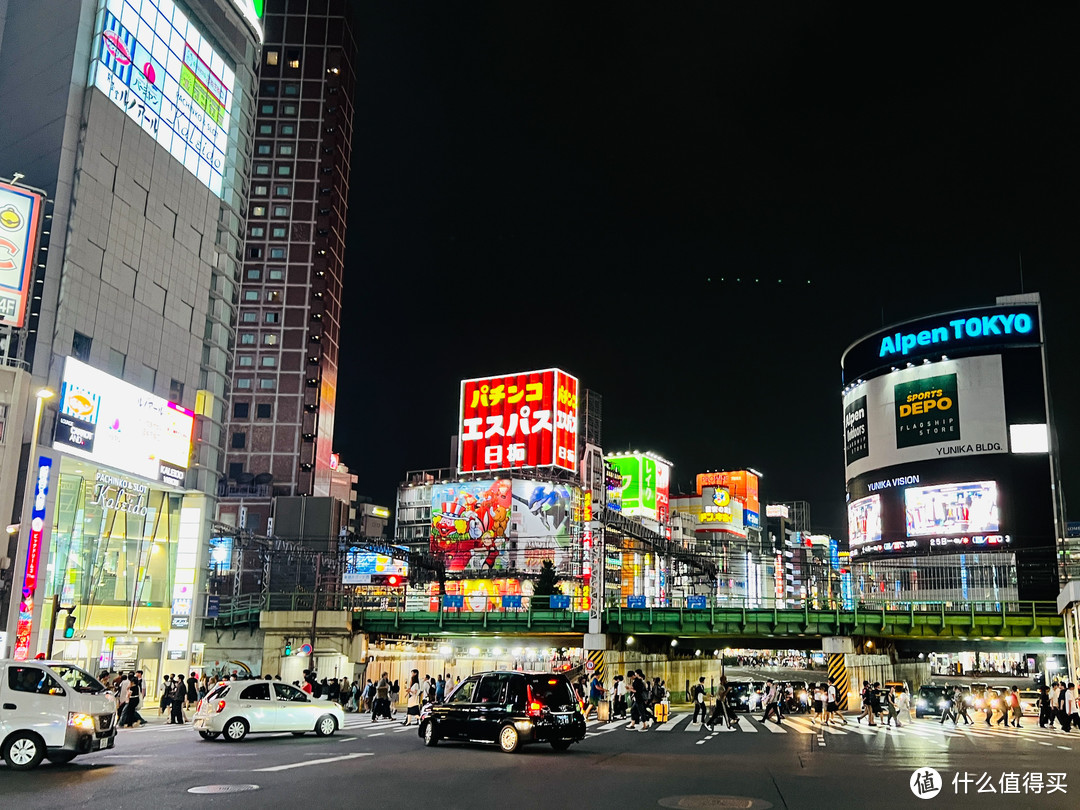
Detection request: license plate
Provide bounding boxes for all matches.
[555,715,568,725]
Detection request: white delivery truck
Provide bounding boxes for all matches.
[0,659,117,770]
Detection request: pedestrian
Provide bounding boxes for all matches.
[707,675,738,731]
[116,672,131,725]
[123,670,146,727]
[1038,683,1053,728]
[1008,686,1023,727]
[159,677,171,716]
[435,674,445,703]
[403,669,421,726]
[362,679,373,711]
[1067,683,1079,731]
[894,686,910,727]
[761,680,782,725]
[585,672,605,721]
[372,673,391,722]
[691,677,708,724]
[390,679,400,716]
[169,676,186,724]
[826,676,845,725]
[186,671,199,709]
[856,681,875,725]
[953,686,973,725]
[627,670,648,730]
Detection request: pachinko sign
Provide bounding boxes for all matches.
[14,456,52,661]
[430,480,513,572]
[458,369,579,473]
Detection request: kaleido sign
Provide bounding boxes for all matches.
[91,472,149,517]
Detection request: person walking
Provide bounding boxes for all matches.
[372,673,391,722]
[855,682,873,724]
[435,675,446,703]
[627,670,649,731]
[403,670,421,726]
[123,670,147,727]
[691,677,708,725]
[1038,683,1053,728]
[584,673,605,721]
[169,676,186,724]
[390,679,400,717]
[953,685,973,725]
[826,677,845,725]
[707,675,738,731]
[186,672,199,710]
[1008,686,1023,727]
[939,684,958,726]
[116,672,131,726]
[894,686,910,727]
[883,685,900,727]
[761,680,783,725]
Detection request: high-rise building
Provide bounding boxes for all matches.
[217,0,358,535]
[0,0,262,670]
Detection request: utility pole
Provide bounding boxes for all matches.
[45,594,60,659]
[308,552,321,669]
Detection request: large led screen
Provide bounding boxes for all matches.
[842,355,1008,481]
[847,494,882,549]
[55,357,194,486]
[904,480,999,537]
[91,0,235,197]
[510,479,576,574]
[430,480,512,573]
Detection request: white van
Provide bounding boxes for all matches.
[0,659,117,770]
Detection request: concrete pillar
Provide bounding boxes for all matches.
[824,637,854,710]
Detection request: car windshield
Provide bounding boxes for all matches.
[205,684,230,700]
[51,664,106,694]
[527,677,576,711]
[919,687,946,699]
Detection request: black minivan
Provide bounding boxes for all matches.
[419,670,586,753]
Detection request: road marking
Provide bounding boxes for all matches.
[366,733,385,737]
[781,719,814,734]
[253,753,373,772]
[599,719,633,731]
[760,720,787,733]
[685,720,704,732]
[1058,746,1071,751]
[653,713,687,732]
[336,737,357,743]
[1039,742,1053,746]
[393,726,416,733]
[738,717,759,733]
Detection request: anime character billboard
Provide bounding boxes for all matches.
[430,479,513,572]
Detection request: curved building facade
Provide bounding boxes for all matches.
[841,294,1062,604]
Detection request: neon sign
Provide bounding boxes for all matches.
[877,311,1034,359]
[14,457,52,661]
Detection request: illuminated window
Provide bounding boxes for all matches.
[253,184,268,196]
[240,333,256,344]
[282,104,297,115]
[268,268,285,281]
[278,144,294,156]
[280,124,295,136]
[257,144,271,155]
[266,291,281,303]
[273,206,289,217]
[258,124,273,135]
[260,356,277,367]
[250,227,265,237]
[252,206,266,217]
[283,82,300,96]
[275,185,290,197]
[269,248,285,259]
[260,103,275,115]
[241,312,257,323]
[243,291,259,301]
[272,227,287,238]
[265,312,281,323]
[287,50,300,69]
[266,50,279,66]
[262,334,279,346]
[255,164,270,176]
[276,165,292,176]
[246,268,262,280]
[261,82,278,95]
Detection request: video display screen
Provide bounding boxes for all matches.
[904,480,999,537]
[848,494,882,549]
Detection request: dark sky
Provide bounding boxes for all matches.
[337,2,1078,537]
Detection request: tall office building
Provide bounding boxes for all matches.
[0,0,262,672]
[217,0,357,535]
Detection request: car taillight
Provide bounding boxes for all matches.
[196,700,203,713]
[214,699,227,713]
[526,685,544,718]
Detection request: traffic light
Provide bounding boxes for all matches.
[386,574,401,588]
[63,612,77,639]
[284,639,293,656]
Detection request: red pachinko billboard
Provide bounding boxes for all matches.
[458,368,579,473]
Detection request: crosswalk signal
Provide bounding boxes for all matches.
[284,639,293,656]
[63,612,77,639]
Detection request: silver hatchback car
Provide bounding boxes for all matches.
[193,679,344,742]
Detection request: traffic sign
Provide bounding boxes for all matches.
[584,660,596,672]
[298,643,313,656]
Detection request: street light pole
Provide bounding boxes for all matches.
[4,387,55,659]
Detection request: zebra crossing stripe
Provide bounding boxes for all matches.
[655,713,688,731]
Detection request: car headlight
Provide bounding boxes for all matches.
[917,699,926,706]
[68,712,95,730]
[938,700,948,708]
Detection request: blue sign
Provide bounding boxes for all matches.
[878,311,1034,359]
[1067,521,1080,538]
[206,594,220,617]
[744,510,761,530]
[501,595,522,609]
[549,595,571,609]
[687,595,707,610]
[627,596,647,609]
[442,595,464,609]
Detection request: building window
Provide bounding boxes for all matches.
[253,184,268,196]
[260,356,277,368]
[258,124,273,135]
[246,268,262,280]
[258,378,276,390]
[265,312,281,324]
[241,312,257,323]
[238,356,254,367]
[236,378,252,389]
[269,248,285,259]
[260,81,278,95]
[251,206,266,217]
[233,402,249,418]
[262,334,279,346]
[271,227,287,238]
[286,50,300,69]
[266,291,281,303]
[170,378,184,402]
[240,333,256,344]
[249,247,263,259]
[268,268,285,280]
[256,144,272,156]
[256,404,273,419]
[231,432,246,449]
[266,50,279,66]
[274,185,290,197]
[139,364,156,392]
[72,331,92,362]
[280,124,295,136]
[254,164,270,176]
[276,165,291,176]
[243,291,259,301]
[278,144,294,156]
[282,104,297,115]
[250,227,265,237]
[283,82,300,96]
[273,205,289,217]
[260,103,275,115]
[107,348,126,378]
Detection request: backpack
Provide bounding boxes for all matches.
[695,685,704,704]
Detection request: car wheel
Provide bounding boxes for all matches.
[2,731,46,771]
[498,724,520,754]
[550,739,572,751]
[315,715,337,737]
[45,751,77,765]
[223,718,249,742]
[423,721,438,747]
[198,731,221,740]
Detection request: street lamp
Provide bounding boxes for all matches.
[4,387,54,659]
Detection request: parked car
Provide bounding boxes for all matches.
[1,659,116,770]
[419,671,586,753]
[192,679,344,741]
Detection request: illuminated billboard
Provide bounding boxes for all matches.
[430,480,512,572]
[54,357,194,486]
[0,181,45,328]
[91,0,236,197]
[842,356,1008,481]
[458,369,578,473]
[904,481,999,537]
[608,454,657,519]
[510,479,576,573]
[847,494,882,549]
[655,460,671,523]
[695,470,760,528]
[343,548,409,584]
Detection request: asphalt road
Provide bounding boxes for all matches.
[3,707,1076,810]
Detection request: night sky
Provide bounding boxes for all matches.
[337,2,1078,537]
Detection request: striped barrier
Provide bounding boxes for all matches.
[828,652,850,710]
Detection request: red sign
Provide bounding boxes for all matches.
[696,470,760,516]
[458,368,579,473]
[0,181,45,328]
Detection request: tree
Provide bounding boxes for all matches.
[534,560,560,597]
